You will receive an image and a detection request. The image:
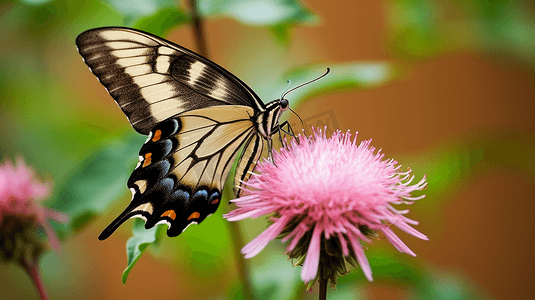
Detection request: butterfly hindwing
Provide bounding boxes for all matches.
[234,134,264,197]
[76,27,265,135]
[98,106,256,240]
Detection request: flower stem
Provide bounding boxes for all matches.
[22,258,50,300]
[188,0,208,57]
[319,267,327,300]
[227,220,255,300]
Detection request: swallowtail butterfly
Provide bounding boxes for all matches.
[76,27,328,240]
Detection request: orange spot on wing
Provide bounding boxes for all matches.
[152,129,162,142]
[187,212,200,220]
[211,199,219,205]
[142,153,152,167]
[161,210,176,220]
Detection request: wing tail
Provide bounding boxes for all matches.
[98,200,151,240]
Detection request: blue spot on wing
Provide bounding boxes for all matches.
[209,191,220,202]
[172,189,190,203]
[193,190,208,201]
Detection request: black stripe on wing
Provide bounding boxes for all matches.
[234,134,263,197]
[98,106,256,240]
[76,27,266,135]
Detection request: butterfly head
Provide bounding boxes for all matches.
[279,98,289,111]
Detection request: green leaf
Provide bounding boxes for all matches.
[47,131,146,239]
[102,0,174,17]
[16,0,52,6]
[280,62,396,109]
[102,0,182,26]
[199,0,316,25]
[122,219,165,284]
[133,7,190,36]
[198,0,318,43]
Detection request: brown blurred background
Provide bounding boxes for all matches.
[1,0,534,299]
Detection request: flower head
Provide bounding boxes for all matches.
[0,157,68,300]
[225,128,427,287]
[0,157,68,259]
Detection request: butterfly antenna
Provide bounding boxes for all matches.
[281,68,330,100]
[281,80,292,99]
[289,107,303,125]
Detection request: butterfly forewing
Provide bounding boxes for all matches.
[77,27,272,240]
[76,27,265,135]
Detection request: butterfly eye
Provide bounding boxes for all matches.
[280,99,289,109]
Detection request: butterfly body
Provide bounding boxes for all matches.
[76,27,289,239]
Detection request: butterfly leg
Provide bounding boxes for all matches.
[266,138,278,166]
[275,125,289,150]
[279,121,299,145]
[267,138,274,159]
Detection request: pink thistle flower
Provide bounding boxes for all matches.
[0,157,67,251]
[0,157,68,300]
[224,128,427,287]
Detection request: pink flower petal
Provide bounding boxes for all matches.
[301,224,323,283]
[382,227,416,256]
[242,215,290,259]
[394,220,429,240]
[224,206,274,221]
[284,222,309,253]
[337,231,349,256]
[348,234,373,282]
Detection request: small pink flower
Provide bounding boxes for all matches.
[0,157,68,251]
[225,128,427,287]
[0,157,68,300]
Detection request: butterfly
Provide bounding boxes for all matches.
[76,27,329,240]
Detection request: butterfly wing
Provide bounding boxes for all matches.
[76,27,266,135]
[233,134,264,197]
[98,106,256,240]
[76,27,267,239]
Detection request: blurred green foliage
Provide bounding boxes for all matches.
[198,0,316,26]
[198,0,318,43]
[1,0,533,299]
[48,131,146,239]
[405,130,535,219]
[386,0,535,64]
[103,0,190,35]
[103,0,177,24]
